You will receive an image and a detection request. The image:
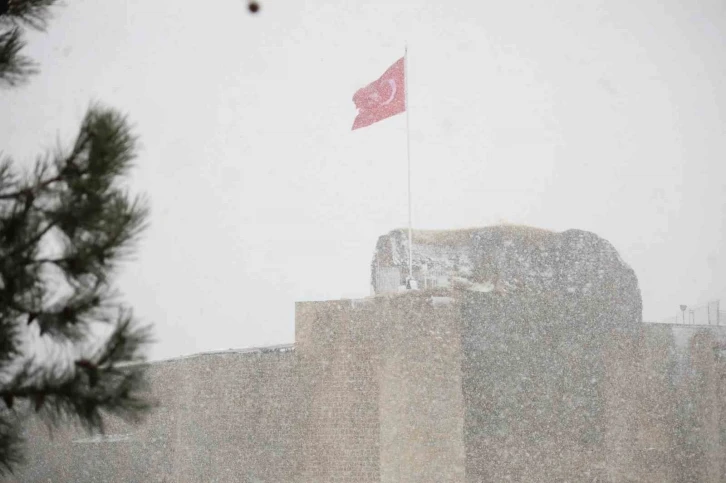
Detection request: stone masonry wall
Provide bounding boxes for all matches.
[460,286,726,483]
[294,294,466,483]
[373,295,465,483]
[6,295,726,482]
[295,299,382,482]
[7,346,303,483]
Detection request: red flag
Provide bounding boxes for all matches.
[351,57,406,130]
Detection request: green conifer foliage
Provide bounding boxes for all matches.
[0,1,155,474]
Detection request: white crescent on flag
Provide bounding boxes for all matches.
[351,57,405,130]
[381,79,397,105]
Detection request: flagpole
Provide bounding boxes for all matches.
[405,45,413,283]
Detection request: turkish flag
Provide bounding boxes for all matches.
[351,58,406,130]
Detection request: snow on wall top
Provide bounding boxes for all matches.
[371,225,639,304]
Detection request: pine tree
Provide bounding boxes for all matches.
[0,0,155,475]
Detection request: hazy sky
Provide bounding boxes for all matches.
[2,0,725,360]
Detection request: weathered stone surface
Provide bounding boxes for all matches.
[10,228,726,482]
[9,346,304,483]
[7,296,726,483]
[451,227,641,481]
[372,226,642,330]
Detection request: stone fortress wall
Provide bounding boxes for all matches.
[9,227,726,482]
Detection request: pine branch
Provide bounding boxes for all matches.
[94,310,154,368]
[0,0,59,87]
[0,415,24,476]
[0,175,62,200]
[0,104,153,473]
[0,0,57,30]
[0,366,152,432]
[0,158,17,193]
[33,294,101,340]
[1,2,154,474]
[0,315,154,427]
[0,27,35,87]
[5,218,58,258]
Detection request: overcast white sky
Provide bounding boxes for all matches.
[1,0,725,360]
